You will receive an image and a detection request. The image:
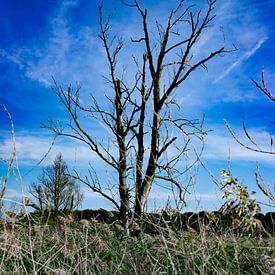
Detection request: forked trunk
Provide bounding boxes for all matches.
[134,107,161,217]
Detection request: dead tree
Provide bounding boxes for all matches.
[45,0,229,228]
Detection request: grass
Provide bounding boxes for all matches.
[0,211,274,274]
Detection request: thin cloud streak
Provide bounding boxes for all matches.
[214,37,267,83]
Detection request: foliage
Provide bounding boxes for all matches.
[220,170,261,234]
[28,154,83,212]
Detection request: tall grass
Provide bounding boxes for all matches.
[0,212,274,274]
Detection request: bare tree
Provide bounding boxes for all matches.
[29,154,83,212]
[45,0,229,228]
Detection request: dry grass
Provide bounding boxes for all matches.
[0,212,273,274]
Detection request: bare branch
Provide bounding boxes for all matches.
[225,120,274,154]
[158,137,177,158]
[72,171,120,210]
[131,37,146,43]
[0,105,16,201]
[251,69,275,102]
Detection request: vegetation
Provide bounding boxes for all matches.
[28,154,83,212]
[0,1,274,274]
[45,0,231,228]
[0,210,274,274]
[219,170,261,234]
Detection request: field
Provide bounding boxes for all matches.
[0,210,274,274]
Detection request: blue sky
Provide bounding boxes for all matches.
[0,0,274,212]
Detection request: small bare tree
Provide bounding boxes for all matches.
[29,154,83,212]
[45,0,229,227]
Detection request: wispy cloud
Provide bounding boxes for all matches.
[214,37,267,83]
[0,0,270,108]
[0,1,103,91]
[202,126,275,165]
[0,133,99,167]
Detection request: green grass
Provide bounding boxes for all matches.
[0,212,274,274]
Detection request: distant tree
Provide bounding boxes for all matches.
[29,154,83,212]
[45,0,230,228]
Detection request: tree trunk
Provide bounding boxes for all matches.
[135,106,161,217]
[119,169,129,228]
[116,80,129,228]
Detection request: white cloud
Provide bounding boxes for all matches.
[0,132,99,168]
[25,8,101,88]
[0,0,273,183]
[203,126,275,165]
[214,37,267,83]
[0,48,25,69]
[0,1,105,94]
[0,0,269,109]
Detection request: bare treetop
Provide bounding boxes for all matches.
[45,0,231,229]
